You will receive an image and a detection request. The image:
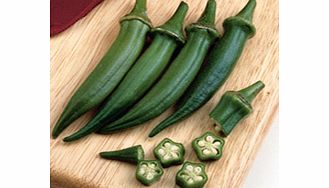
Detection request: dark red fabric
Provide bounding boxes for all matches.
[50,0,103,36]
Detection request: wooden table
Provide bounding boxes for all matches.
[50,0,279,187]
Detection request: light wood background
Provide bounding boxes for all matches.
[50,0,279,187]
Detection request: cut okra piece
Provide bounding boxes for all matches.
[210,81,265,136]
[99,145,144,164]
[192,132,225,161]
[136,160,164,186]
[176,161,208,188]
[153,138,185,167]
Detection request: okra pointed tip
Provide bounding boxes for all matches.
[122,0,152,27]
[153,1,188,43]
[236,0,257,21]
[62,136,73,142]
[164,1,188,28]
[131,0,147,14]
[239,80,265,103]
[51,125,61,138]
[186,0,219,39]
[148,130,157,137]
[197,0,217,26]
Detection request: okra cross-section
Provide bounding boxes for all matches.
[176,161,208,188]
[153,138,185,167]
[136,160,163,186]
[192,132,225,161]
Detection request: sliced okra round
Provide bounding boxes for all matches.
[136,160,163,186]
[192,132,225,161]
[176,161,208,188]
[153,138,185,167]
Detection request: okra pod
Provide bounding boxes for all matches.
[98,0,220,134]
[149,0,257,137]
[63,2,188,142]
[52,0,152,138]
[210,81,265,136]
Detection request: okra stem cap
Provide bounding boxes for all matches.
[186,0,220,39]
[223,0,256,38]
[121,0,152,28]
[152,1,188,44]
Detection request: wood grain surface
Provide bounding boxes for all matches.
[50,0,279,187]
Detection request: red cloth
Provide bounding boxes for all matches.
[50,0,103,36]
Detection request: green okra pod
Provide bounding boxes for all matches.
[150,0,257,137]
[210,81,265,136]
[99,145,144,164]
[63,2,188,142]
[52,0,152,138]
[98,0,220,134]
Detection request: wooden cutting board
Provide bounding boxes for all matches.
[50,0,278,187]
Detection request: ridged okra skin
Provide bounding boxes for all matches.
[210,81,265,136]
[98,0,220,134]
[150,0,257,137]
[63,2,188,142]
[52,0,152,138]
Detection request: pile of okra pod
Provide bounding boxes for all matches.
[53,0,267,186]
[52,0,260,142]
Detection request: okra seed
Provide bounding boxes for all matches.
[149,163,156,168]
[164,154,171,160]
[213,141,221,146]
[206,135,214,142]
[187,178,194,184]
[211,147,218,154]
[186,165,194,172]
[198,140,206,147]
[158,148,165,155]
[139,168,146,175]
[202,149,211,155]
[171,152,179,159]
[194,167,202,174]
[164,142,171,148]
[146,173,154,180]
[195,176,203,181]
[141,164,147,168]
[171,145,180,151]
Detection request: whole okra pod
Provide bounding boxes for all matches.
[63,2,188,142]
[52,0,152,138]
[150,0,257,137]
[99,0,220,134]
